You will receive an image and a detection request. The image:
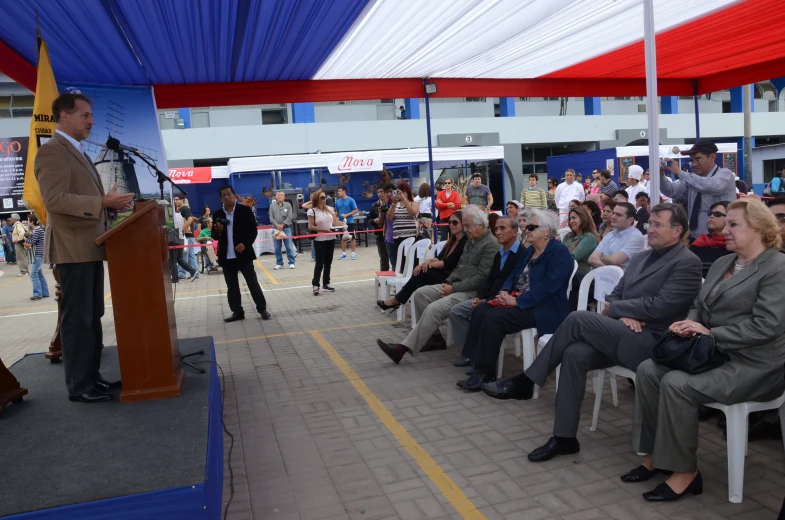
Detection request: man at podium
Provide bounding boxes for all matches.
[35,93,135,404]
[212,185,271,322]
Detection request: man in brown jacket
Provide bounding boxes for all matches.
[34,93,134,403]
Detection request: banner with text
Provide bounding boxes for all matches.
[0,137,29,214]
[170,167,213,184]
[327,152,383,174]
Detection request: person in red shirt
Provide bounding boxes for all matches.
[436,178,461,241]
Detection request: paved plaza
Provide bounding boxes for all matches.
[0,246,783,520]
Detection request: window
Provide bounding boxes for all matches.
[637,104,647,113]
[191,111,210,128]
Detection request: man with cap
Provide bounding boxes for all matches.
[625,165,648,202]
[466,173,493,210]
[661,141,736,240]
[506,200,523,217]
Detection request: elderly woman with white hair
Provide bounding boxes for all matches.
[459,209,575,391]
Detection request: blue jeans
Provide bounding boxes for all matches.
[273,227,296,266]
[31,256,49,297]
[185,236,199,273]
[4,240,16,262]
[386,241,397,271]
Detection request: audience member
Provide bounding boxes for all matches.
[170,204,198,283]
[307,189,341,295]
[563,206,599,274]
[735,175,749,195]
[546,177,558,211]
[506,200,523,217]
[568,199,582,210]
[521,174,547,210]
[635,192,651,234]
[451,216,522,363]
[459,209,574,390]
[1,217,15,264]
[199,206,211,229]
[435,178,460,241]
[767,197,785,251]
[335,185,359,260]
[377,211,466,311]
[482,204,701,464]
[10,213,28,276]
[269,190,297,270]
[599,169,619,199]
[369,184,393,271]
[582,200,602,229]
[375,205,498,364]
[555,169,585,225]
[25,215,49,300]
[588,202,645,270]
[488,213,500,235]
[613,190,629,204]
[196,218,220,271]
[628,199,784,502]
[661,141,736,240]
[588,170,602,197]
[625,165,648,201]
[174,195,199,278]
[415,183,433,239]
[598,201,615,239]
[385,182,419,272]
[517,210,531,245]
[466,173,493,210]
[689,201,732,277]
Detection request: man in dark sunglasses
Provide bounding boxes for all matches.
[689,201,732,278]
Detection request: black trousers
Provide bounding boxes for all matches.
[438,218,450,241]
[393,269,448,304]
[222,258,267,315]
[375,237,390,271]
[461,302,537,375]
[170,247,196,282]
[58,262,105,396]
[312,240,335,287]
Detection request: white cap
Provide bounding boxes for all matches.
[508,200,523,209]
[628,165,643,180]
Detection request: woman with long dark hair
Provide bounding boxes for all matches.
[308,189,341,295]
[563,206,599,274]
[386,182,419,271]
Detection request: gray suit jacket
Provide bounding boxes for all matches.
[607,243,703,334]
[686,248,785,403]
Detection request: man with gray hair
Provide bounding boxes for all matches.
[376,205,499,364]
[10,213,29,276]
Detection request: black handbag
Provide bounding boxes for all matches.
[651,332,729,374]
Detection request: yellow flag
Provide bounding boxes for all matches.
[23,37,58,226]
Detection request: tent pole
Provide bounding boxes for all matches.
[424,79,436,243]
[643,0,660,205]
[501,158,506,211]
[693,80,701,143]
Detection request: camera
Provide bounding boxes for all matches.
[392,189,398,197]
[214,217,230,228]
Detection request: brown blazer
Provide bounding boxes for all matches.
[34,132,108,264]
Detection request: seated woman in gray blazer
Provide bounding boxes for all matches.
[621,198,785,502]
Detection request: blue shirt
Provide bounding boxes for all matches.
[335,196,358,224]
[1,224,12,242]
[595,225,645,270]
[499,239,521,271]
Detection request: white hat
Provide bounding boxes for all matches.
[508,200,523,209]
[628,165,643,180]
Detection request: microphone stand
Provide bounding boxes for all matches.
[128,150,187,201]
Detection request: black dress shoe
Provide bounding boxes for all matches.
[95,379,122,391]
[481,378,534,401]
[643,472,703,502]
[376,339,408,364]
[420,333,447,352]
[259,310,271,320]
[463,371,495,392]
[454,357,472,367]
[376,300,400,311]
[69,388,113,403]
[224,313,245,323]
[528,437,581,462]
[620,465,670,483]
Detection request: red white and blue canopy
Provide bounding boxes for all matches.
[1,0,783,108]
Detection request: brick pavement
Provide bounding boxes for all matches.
[0,247,783,520]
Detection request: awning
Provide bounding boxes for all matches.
[1,0,783,107]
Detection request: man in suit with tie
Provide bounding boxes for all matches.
[482,203,703,462]
[35,93,135,403]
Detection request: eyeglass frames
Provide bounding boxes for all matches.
[525,224,544,232]
[707,211,726,218]
[448,220,461,226]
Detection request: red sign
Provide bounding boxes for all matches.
[169,167,212,184]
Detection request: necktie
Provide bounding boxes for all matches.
[689,190,702,232]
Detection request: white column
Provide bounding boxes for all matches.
[643,0,660,204]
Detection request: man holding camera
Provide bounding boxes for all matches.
[212,185,271,322]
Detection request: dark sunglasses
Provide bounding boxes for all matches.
[525,224,543,232]
[707,211,726,218]
[319,196,327,200]
[448,220,460,226]
[774,213,785,223]
[443,182,453,185]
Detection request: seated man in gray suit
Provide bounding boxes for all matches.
[481,203,703,462]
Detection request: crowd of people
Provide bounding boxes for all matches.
[1,213,50,300]
[369,140,785,504]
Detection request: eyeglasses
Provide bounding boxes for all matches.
[443,182,453,186]
[774,213,785,223]
[707,211,726,218]
[319,196,327,200]
[448,220,460,226]
[525,224,544,232]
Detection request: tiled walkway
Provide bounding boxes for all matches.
[1,247,783,520]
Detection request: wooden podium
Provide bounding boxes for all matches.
[0,354,27,414]
[96,200,184,403]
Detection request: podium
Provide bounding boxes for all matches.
[0,354,27,414]
[96,200,184,402]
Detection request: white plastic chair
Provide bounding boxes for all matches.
[410,241,447,327]
[497,260,578,380]
[392,238,431,321]
[704,393,785,503]
[376,237,414,301]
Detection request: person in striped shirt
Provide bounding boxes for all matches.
[520,174,548,210]
[25,215,49,300]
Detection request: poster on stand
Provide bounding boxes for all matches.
[0,137,29,214]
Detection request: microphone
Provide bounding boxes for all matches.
[106,136,139,154]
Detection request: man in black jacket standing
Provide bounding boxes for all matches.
[449,216,522,364]
[212,185,271,322]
